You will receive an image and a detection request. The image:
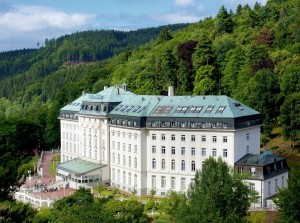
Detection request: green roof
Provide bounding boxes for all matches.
[110,95,259,118]
[56,158,105,175]
[61,86,134,113]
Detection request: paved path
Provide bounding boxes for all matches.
[24,152,76,200]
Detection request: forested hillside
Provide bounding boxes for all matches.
[1,0,300,151]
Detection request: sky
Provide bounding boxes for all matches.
[0,0,267,52]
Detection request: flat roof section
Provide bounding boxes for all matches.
[56,158,105,175]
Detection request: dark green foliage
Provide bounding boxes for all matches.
[275,167,300,223]
[0,200,36,223]
[43,188,147,223]
[176,157,257,223]
[0,118,40,201]
[279,92,300,153]
[215,6,234,33]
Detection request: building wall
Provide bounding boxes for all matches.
[233,126,261,163]
[77,116,110,164]
[109,126,147,196]
[60,119,80,163]
[262,172,289,207]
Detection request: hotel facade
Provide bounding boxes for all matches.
[57,85,287,206]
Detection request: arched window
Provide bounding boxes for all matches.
[112,168,115,181]
[134,157,137,168]
[161,159,166,170]
[117,169,120,182]
[181,160,186,171]
[123,155,126,165]
[134,174,137,187]
[123,171,126,183]
[171,159,175,170]
[191,161,196,171]
[152,158,156,169]
[128,172,132,186]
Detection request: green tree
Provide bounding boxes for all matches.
[177,157,257,223]
[193,65,217,95]
[0,200,36,223]
[275,167,300,223]
[279,92,300,154]
[215,6,234,34]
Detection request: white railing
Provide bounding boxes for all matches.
[14,190,57,209]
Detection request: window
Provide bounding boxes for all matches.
[134,174,137,187]
[161,159,166,170]
[223,136,227,143]
[268,181,271,195]
[123,171,126,183]
[112,168,115,181]
[123,155,126,165]
[123,143,126,151]
[201,148,206,157]
[171,122,175,127]
[181,135,185,141]
[152,146,156,154]
[171,177,176,189]
[152,158,156,169]
[212,136,217,142]
[128,144,131,152]
[171,159,175,170]
[246,133,249,140]
[161,134,165,140]
[118,154,120,164]
[128,172,132,186]
[152,134,156,140]
[134,145,137,153]
[129,156,132,167]
[275,179,278,192]
[181,178,186,190]
[161,176,166,188]
[212,148,217,157]
[161,146,166,154]
[246,146,249,154]
[191,135,195,142]
[249,183,255,192]
[223,149,228,158]
[112,153,115,163]
[238,166,243,174]
[117,142,120,150]
[171,147,176,155]
[181,160,186,171]
[171,134,175,141]
[134,157,137,168]
[191,161,196,171]
[152,175,156,188]
[191,147,195,156]
[281,176,285,188]
[181,147,186,155]
[201,135,206,142]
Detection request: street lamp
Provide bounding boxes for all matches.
[28,170,31,189]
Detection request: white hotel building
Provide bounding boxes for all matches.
[57,85,287,206]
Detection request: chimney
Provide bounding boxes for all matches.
[104,86,108,90]
[168,86,174,96]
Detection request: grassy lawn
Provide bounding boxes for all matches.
[49,154,60,177]
[248,211,267,223]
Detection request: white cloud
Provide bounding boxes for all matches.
[224,0,267,6]
[155,13,201,24]
[174,0,195,7]
[0,5,95,33]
